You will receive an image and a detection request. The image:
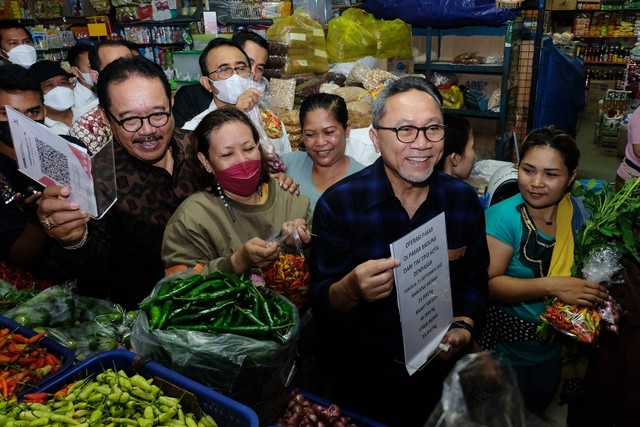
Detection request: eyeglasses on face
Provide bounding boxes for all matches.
[375,124,446,143]
[105,109,171,133]
[207,65,251,79]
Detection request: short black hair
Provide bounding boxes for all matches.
[436,113,472,171]
[300,93,349,131]
[0,22,33,45]
[97,56,171,112]
[66,44,93,68]
[231,31,269,52]
[198,38,249,77]
[0,63,42,96]
[88,40,132,72]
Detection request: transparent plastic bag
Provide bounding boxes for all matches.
[424,351,550,427]
[261,229,310,310]
[131,270,300,425]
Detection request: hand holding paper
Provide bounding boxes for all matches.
[37,185,89,247]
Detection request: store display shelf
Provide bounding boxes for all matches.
[576,35,638,38]
[116,15,201,26]
[444,108,500,118]
[583,61,626,65]
[429,63,504,73]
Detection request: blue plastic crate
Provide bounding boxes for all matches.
[0,314,76,398]
[36,349,259,427]
[270,389,389,427]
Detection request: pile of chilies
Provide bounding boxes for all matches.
[0,328,61,399]
[0,369,219,426]
[142,272,296,344]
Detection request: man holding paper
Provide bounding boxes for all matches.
[309,76,489,427]
[36,56,197,309]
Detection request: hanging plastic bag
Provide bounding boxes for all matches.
[326,11,377,63]
[262,229,310,310]
[369,17,413,59]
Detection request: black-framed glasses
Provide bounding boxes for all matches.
[375,124,446,143]
[207,65,251,79]
[105,109,171,133]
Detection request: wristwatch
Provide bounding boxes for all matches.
[449,320,475,338]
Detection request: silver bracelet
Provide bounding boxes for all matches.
[62,225,89,250]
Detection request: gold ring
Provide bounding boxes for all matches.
[40,215,59,231]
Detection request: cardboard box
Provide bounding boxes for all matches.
[458,74,502,98]
[438,35,504,62]
[376,57,414,74]
[583,80,616,121]
[545,0,578,10]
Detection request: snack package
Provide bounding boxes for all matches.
[262,230,310,309]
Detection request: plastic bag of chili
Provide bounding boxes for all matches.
[261,230,310,310]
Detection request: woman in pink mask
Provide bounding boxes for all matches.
[162,107,312,277]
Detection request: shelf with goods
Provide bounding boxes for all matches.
[546,3,638,137]
[547,7,638,68]
[112,1,205,78]
[412,19,522,160]
[208,0,363,34]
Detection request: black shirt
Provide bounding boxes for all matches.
[172,84,212,129]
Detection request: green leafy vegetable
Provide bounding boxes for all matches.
[571,177,640,276]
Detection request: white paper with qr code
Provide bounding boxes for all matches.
[389,212,453,375]
[8,106,115,218]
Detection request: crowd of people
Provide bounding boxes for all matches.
[0,21,638,427]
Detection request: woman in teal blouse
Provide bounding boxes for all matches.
[281,93,364,212]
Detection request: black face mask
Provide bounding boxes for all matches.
[0,119,45,149]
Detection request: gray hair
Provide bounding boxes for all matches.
[371,76,443,128]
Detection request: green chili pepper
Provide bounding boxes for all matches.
[147,304,162,329]
[170,300,235,326]
[156,274,204,302]
[177,283,248,303]
[182,279,226,299]
[155,300,173,330]
[235,305,266,327]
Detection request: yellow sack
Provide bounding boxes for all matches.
[326,10,377,63]
[266,8,329,74]
[371,18,413,59]
[439,85,465,110]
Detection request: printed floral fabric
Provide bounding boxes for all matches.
[70,106,112,155]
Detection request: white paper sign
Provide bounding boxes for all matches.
[389,212,452,375]
[8,106,100,217]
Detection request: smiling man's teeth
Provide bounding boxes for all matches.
[407,157,428,162]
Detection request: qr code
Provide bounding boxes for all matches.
[36,137,71,188]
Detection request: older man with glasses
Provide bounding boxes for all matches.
[35,56,197,309]
[308,76,490,427]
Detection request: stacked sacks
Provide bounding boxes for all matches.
[266,8,329,77]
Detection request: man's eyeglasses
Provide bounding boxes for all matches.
[374,124,446,144]
[207,65,251,80]
[105,109,171,133]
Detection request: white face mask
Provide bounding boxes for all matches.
[75,68,94,87]
[209,74,252,105]
[44,86,75,111]
[5,44,37,68]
